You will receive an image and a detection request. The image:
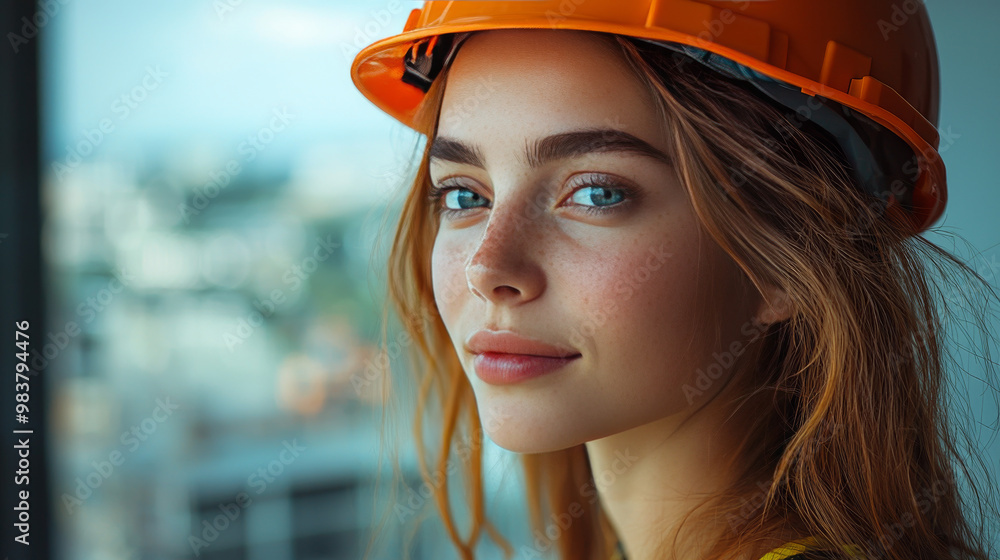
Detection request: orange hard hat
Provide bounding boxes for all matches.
[350,1,946,235]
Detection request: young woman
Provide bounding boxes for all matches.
[349,2,999,559]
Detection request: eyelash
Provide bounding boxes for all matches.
[427,174,638,219]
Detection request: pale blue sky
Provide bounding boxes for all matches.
[42,0,420,164]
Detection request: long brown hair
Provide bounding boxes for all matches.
[361,31,999,560]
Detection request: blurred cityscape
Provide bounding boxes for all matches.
[39,1,531,559]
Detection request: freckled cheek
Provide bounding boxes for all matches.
[590,250,705,375]
[430,236,471,319]
[557,251,663,345]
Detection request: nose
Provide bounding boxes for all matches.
[465,201,545,306]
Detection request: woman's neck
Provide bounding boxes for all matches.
[584,385,786,560]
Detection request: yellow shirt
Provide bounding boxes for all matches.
[758,536,866,559]
[758,536,824,559]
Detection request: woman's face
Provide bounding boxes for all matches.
[429,29,763,453]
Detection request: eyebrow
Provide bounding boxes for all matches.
[428,128,673,170]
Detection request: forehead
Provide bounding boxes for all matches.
[436,29,664,146]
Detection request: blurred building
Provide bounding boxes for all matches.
[40,2,532,559]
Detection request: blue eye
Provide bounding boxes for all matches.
[565,174,637,215]
[569,185,627,208]
[443,188,487,210]
[428,182,487,218]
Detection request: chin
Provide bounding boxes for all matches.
[475,396,590,454]
[486,431,570,455]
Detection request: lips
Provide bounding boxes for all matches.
[465,329,581,358]
[465,329,581,385]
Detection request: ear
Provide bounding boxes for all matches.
[754,283,795,325]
